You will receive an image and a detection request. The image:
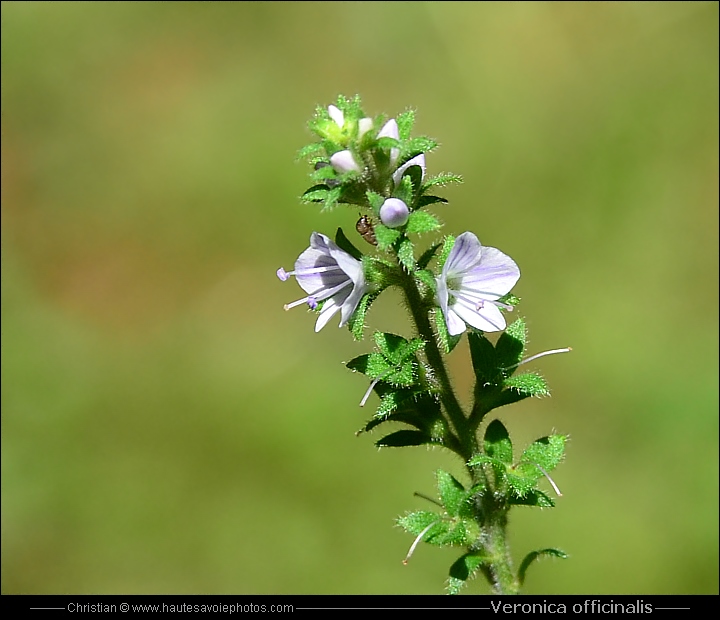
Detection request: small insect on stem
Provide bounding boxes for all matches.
[356,215,377,246]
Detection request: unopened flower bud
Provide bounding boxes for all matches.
[330,150,361,174]
[379,198,409,228]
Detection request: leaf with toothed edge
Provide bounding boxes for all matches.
[518,549,568,586]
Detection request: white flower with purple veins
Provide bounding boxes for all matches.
[277,232,368,332]
[436,232,521,336]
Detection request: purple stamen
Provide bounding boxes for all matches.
[276,268,289,281]
[307,297,318,310]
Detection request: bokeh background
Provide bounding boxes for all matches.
[2,1,718,595]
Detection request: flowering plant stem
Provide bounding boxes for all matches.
[399,260,519,594]
[281,95,569,594]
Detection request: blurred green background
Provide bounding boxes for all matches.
[2,1,717,595]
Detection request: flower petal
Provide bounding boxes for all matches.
[451,298,507,333]
[459,246,520,296]
[392,154,426,187]
[315,297,342,332]
[339,274,367,327]
[377,118,399,140]
[446,307,468,336]
[444,232,482,277]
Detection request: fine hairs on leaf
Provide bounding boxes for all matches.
[277,95,570,594]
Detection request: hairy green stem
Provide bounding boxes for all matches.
[399,264,519,594]
[399,269,473,460]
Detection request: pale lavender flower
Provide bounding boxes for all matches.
[436,232,520,335]
[379,198,410,228]
[378,118,400,167]
[278,232,368,332]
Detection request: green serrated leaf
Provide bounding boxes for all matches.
[436,470,467,518]
[373,332,408,362]
[422,173,463,190]
[397,109,415,140]
[347,292,377,341]
[374,224,401,251]
[397,237,415,271]
[415,195,448,209]
[447,552,488,595]
[404,136,438,158]
[310,163,338,183]
[406,211,441,235]
[521,435,566,472]
[394,175,414,206]
[437,235,456,271]
[346,352,391,378]
[397,510,442,535]
[296,142,326,161]
[518,549,568,586]
[322,185,342,211]
[377,136,401,151]
[417,243,441,270]
[415,269,437,295]
[468,332,499,387]
[335,227,363,261]
[484,419,513,464]
[366,190,385,213]
[509,489,555,508]
[495,318,527,375]
[362,256,397,288]
[503,372,550,398]
[376,430,435,448]
[507,462,542,497]
[301,184,329,203]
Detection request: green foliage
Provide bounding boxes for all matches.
[406,211,441,235]
[518,549,568,586]
[394,174,415,206]
[366,190,385,214]
[416,243,441,269]
[483,419,513,464]
[422,173,463,190]
[361,256,397,289]
[469,332,499,386]
[436,470,468,518]
[347,292,377,340]
[374,224,401,251]
[396,109,415,140]
[447,552,488,595]
[301,184,329,203]
[376,430,436,448]
[416,195,448,209]
[503,372,550,398]
[508,490,555,508]
[294,95,570,594]
[437,235,456,270]
[403,136,438,158]
[334,227,363,261]
[414,269,436,296]
[396,237,415,271]
[495,318,526,375]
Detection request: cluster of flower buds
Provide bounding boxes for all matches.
[277,95,521,337]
